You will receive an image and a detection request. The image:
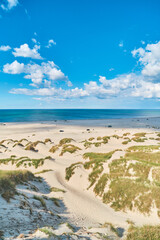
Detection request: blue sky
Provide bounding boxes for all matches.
[0,0,160,109]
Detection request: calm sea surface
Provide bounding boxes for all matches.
[0,109,160,122]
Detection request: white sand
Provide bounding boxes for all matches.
[1,118,160,238]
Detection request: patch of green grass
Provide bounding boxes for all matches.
[39,227,55,237]
[49,145,59,153]
[127,145,160,152]
[123,133,130,136]
[44,138,52,143]
[97,136,102,140]
[94,173,108,196]
[50,187,66,193]
[0,156,46,169]
[133,132,146,137]
[35,169,52,175]
[60,144,81,156]
[33,195,46,208]
[122,140,131,145]
[126,225,160,240]
[88,137,94,141]
[103,178,151,213]
[59,138,73,145]
[0,170,34,202]
[125,151,160,166]
[50,197,61,207]
[65,162,82,181]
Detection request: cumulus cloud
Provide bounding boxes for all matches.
[3,60,24,74]
[132,41,160,77]
[1,0,18,11]
[4,40,160,102]
[12,43,43,59]
[46,39,56,48]
[3,60,68,87]
[0,45,11,51]
[119,41,124,48]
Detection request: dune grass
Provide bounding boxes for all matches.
[50,187,66,193]
[0,156,47,168]
[59,138,73,146]
[0,170,34,202]
[127,145,160,152]
[49,145,59,153]
[65,162,82,180]
[33,195,46,208]
[126,225,160,240]
[60,144,81,156]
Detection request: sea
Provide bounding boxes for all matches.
[0,109,160,123]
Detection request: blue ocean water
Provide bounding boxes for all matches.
[0,109,160,123]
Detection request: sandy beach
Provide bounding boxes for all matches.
[1,117,160,239]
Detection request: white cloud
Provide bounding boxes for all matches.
[46,39,56,48]
[1,0,18,11]
[3,60,24,74]
[141,40,145,45]
[31,38,37,44]
[132,41,160,77]
[3,60,68,87]
[5,40,160,102]
[119,41,124,48]
[0,45,11,51]
[12,43,43,59]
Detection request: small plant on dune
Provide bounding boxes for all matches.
[88,137,94,141]
[49,145,59,153]
[49,197,61,207]
[44,138,52,143]
[97,136,102,140]
[50,187,66,193]
[123,132,130,136]
[35,169,52,175]
[122,140,131,145]
[59,138,74,146]
[33,195,46,208]
[60,144,81,156]
[25,144,36,151]
[134,132,146,137]
[65,162,82,180]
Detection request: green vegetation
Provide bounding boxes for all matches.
[50,187,66,193]
[33,195,46,208]
[0,170,34,202]
[65,162,82,180]
[39,227,55,237]
[49,145,59,153]
[59,138,73,145]
[0,156,46,168]
[50,197,61,207]
[126,225,160,240]
[60,144,81,156]
[35,169,52,175]
[94,173,108,196]
[44,138,51,143]
[88,137,94,141]
[127,145,160,152]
